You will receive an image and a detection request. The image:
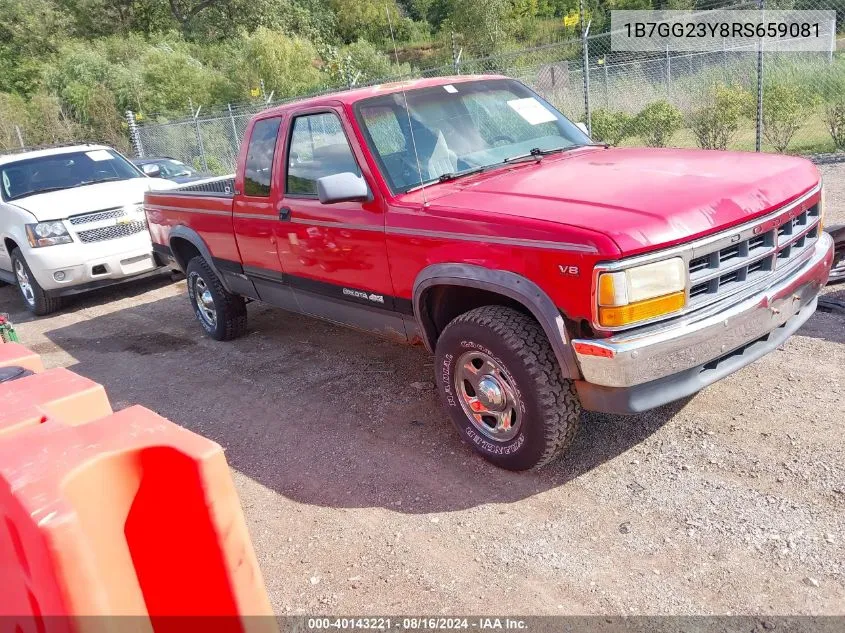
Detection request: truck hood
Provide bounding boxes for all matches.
[428,147,820,255]
[9,178,177,222]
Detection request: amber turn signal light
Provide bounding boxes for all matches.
[598,291,686,328]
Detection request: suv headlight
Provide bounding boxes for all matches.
[25,221,73,248]
[597,257,687,327]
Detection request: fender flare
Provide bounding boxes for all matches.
[412,263,581,380]
[168,225,232,293]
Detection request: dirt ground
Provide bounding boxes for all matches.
[1,164,844,616]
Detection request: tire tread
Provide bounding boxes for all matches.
[443,305,580,469]
[187,256,247,341]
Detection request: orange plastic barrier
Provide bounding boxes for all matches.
[0,368,112,436]
[0,347,275,633]
[0,342,44,373]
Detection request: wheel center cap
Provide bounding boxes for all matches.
[200,290,214,310]
[477,376,506,410]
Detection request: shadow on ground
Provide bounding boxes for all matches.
[800,285,845,345]
[42,290,688,513]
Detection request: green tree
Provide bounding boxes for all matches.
[689,84,752,150]
[230,28,324,100]
[634,101,683,147]
[761,81,807,153]
[589,109,633,146]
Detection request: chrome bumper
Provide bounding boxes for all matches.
[573,232,834,390]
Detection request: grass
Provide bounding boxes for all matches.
[615,107,841,156]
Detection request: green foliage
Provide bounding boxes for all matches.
[326,40,412,86]
[689,84,752,151]
[633,101,683,148]
[824,103,845,149]
[589,109,633,146]
[330,0,406,45]
[232,28,323,100]
[761,81,808,153]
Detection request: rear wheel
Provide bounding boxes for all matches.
[11,248,63,316]
[185,256,247,341]
[434,305,581,471]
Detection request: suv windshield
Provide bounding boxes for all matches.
[0,149,143,202]
[354,78,591,193]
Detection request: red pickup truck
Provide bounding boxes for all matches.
[145,75,834,471]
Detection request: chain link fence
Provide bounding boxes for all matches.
[130,0,845,172]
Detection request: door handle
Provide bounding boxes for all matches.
[278,206,292,221]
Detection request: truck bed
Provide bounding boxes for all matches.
[144,175,240,265]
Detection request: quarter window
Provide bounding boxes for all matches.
[244,117,282,197]
[287,113,361,196]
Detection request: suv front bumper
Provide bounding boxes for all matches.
[573,231,833,414]
[23,231,163,295]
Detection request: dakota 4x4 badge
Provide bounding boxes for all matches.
[342,287,385,304]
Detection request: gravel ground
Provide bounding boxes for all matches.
[1,163,843,616]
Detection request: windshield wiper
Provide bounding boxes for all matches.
[406,165,488,192]
[503,143,609,164]
[72,177,126,188]
[7,186,71,201]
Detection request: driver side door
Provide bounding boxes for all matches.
[274,107,405,338]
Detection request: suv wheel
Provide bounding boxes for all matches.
[434,305,581,471]
[185,256,247,341]
[11,248,63,316]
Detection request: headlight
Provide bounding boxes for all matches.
[25,221,73,248]
[597,257,687,328]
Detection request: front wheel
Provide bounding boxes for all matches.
[185,256,247,341]
[434,305,581,471]
[11,248,63,316]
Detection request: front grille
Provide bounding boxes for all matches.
[687,201,820,308]
[69,208,125,225]
[77,221,147,243]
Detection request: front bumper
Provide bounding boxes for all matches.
[24,231,162,293]
[573,231,833,414]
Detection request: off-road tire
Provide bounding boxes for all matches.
[10,248,63,316]
[434,305,581,471]
[185,256,247,341]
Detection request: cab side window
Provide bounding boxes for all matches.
[244,117,282,197]
[287,113,361,197]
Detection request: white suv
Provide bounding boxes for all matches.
[0,144,177,315]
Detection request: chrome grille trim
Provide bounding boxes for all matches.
[68,207,125,225]
[687,206,820,309]
[76,221,147,243]
[592,182,822,332]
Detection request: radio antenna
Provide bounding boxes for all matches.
[386,6,427,205]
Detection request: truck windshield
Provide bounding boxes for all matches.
[354,78,591,194]
[0,149,143,202]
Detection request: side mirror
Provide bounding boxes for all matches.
[142,164,161,178]
[316,172,369,204]
[575,122,590,136]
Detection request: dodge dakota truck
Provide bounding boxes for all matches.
[145,75,834,471]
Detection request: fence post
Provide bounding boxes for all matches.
[14,125,25,149]
[580,0,592,135]
[451,32,462,75]
[755,0,764,152]
[665,45,671,99]
[228,104,240,151]
[193,108,209,173]
[125,110,144,158]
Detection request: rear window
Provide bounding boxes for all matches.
[243,117,282,197]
